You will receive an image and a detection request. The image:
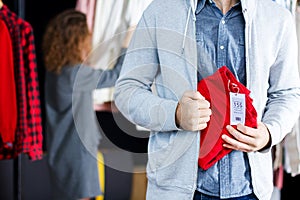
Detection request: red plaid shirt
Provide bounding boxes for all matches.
[0,5,43,160]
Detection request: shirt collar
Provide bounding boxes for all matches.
[195,0,207,14]
[195,0,242,15]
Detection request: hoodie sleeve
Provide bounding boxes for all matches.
[114,13,180,132]
[262,13,300,147]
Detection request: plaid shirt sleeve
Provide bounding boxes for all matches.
[21,20,43,160]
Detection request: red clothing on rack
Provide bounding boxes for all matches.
[0,5,43,160]
[0,20,17,147]
[21,19,43,160]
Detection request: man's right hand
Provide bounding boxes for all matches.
[175,91,211,131]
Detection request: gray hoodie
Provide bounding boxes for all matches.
[114,0,300,199]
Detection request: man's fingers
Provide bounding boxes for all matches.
[183,91,205,100]
[199,116,210,124]
[177,90,211,131]
[199,108,212,118]
[197,100,211,110]
[194,91,205,100]
[198,123,208,131]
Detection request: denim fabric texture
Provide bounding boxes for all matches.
[193,191,258,200]
[195,0,252,198]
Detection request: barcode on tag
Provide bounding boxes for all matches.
[235,117,241,122]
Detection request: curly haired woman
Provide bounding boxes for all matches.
[42,9,125,200]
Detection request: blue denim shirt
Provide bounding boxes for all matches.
[196,0,253,198]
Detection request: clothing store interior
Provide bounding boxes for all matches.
[0,0,300,200]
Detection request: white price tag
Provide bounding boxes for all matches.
[230,92,246,125]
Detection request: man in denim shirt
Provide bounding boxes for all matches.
[195,0,254,199]
[115,0,300,199]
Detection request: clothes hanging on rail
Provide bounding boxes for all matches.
[0,20,17,148]
[0,4,43,161]
[75,0,96,32]
[87,0,153,105]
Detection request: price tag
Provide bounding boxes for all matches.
[230,92,245,125]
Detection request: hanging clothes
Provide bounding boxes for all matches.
[0,4,43,161]
[88,0,153,105]
[75,0,96,32]
[0,20,17,148]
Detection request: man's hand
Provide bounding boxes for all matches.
[222,122,271,152]
[175,91,211,131]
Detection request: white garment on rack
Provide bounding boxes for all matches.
[284,119,300,176]
[88,0,153,104]
[283,5,300,177]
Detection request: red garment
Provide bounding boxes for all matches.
[0,20,17,146]
[197,66,257,170]
[0,5,43,160]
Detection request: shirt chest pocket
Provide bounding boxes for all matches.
[196,33,218,80]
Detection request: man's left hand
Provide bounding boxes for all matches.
[222,122,271,152]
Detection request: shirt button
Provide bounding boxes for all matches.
[220,45,224,50]
[221,20,225,24]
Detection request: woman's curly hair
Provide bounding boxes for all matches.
[42,9,91,74]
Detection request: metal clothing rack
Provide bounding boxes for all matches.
[13,1,25,199]
[14,156,22,200]
[15,0,25,19]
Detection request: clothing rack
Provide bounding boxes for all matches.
[14,156,21,200]
[15,0,25,19]
[12,1,25,199]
